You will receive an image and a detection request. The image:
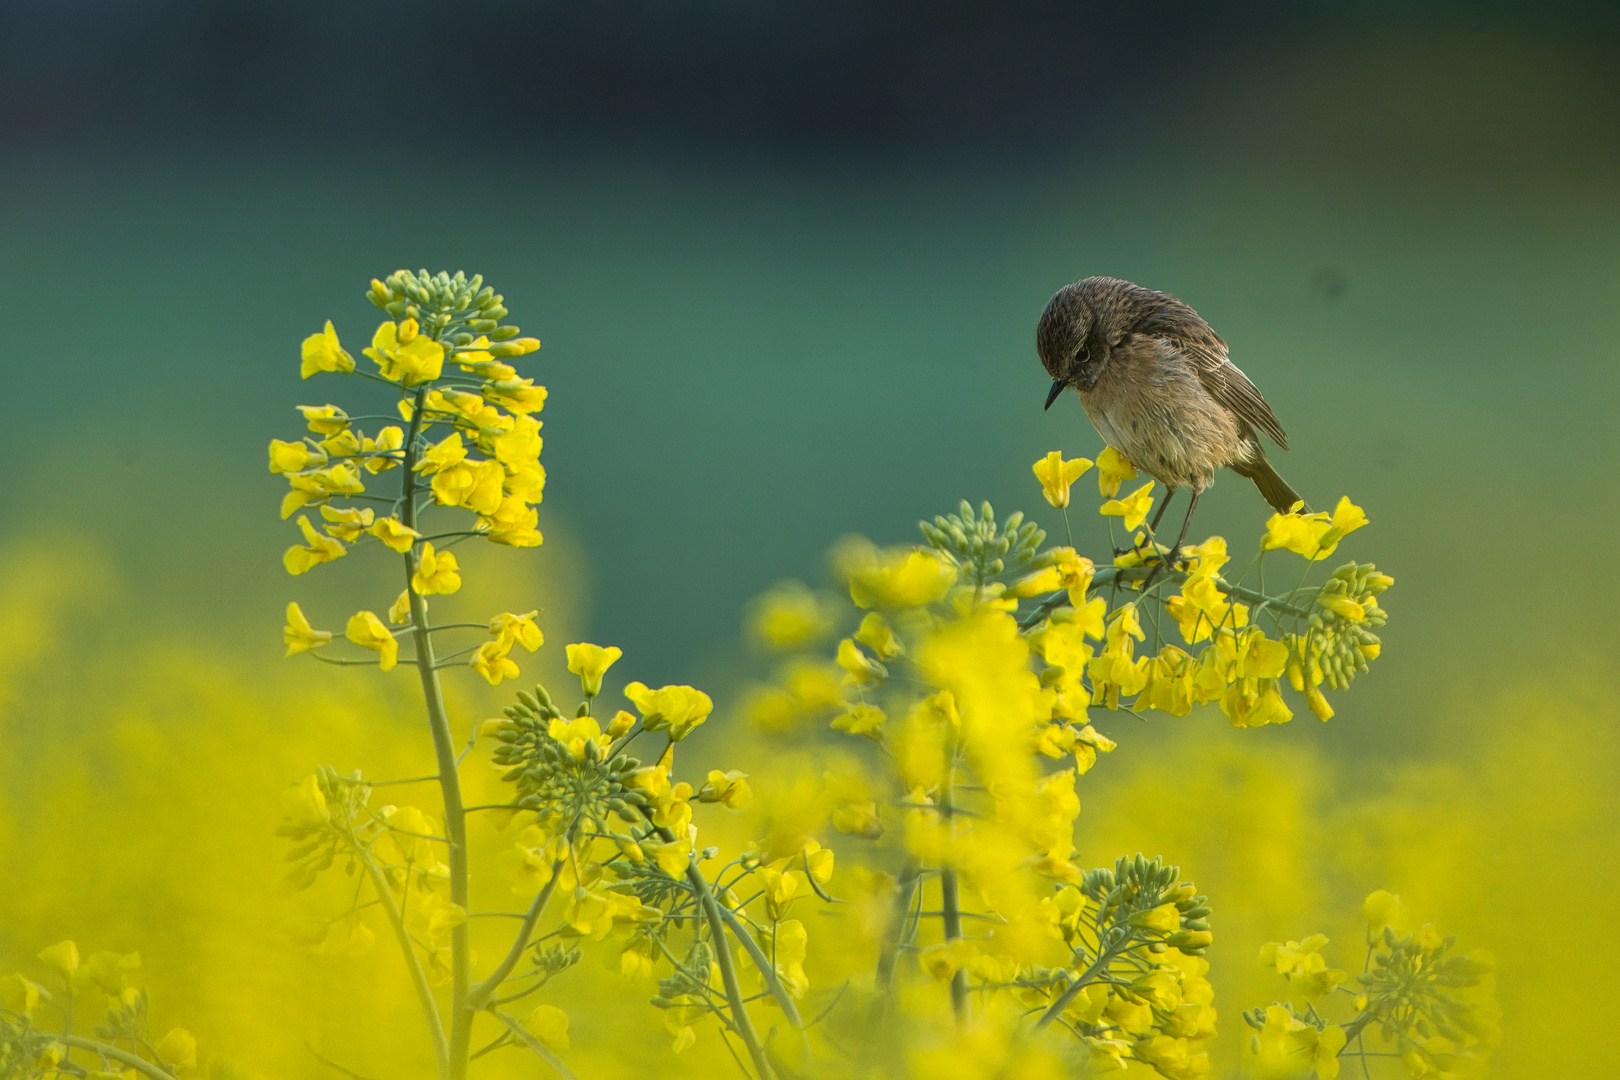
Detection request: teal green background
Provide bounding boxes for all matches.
[6,49,1617,758]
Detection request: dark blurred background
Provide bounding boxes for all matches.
[3,0,1619,738]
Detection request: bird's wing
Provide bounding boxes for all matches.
[1133,296,1290,450]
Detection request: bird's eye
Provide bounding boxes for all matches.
[1075,345,1090,366]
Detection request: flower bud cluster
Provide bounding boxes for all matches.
[1082,854,1213,956]
[1301,563,1391,692]
[918,499,1046,590]
[487,684,648,828]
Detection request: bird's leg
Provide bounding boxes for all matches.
[1118,487,1176,558]
[1140,489,1200,593]
[1165,489,1201,570]
[1147,487,1176,536]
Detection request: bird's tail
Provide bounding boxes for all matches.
[1232,454,1307,514]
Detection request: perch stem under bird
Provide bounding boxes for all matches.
[1037,275,1307,568]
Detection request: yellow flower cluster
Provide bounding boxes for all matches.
[1245,891,1498,1080]
[272,270,550,688]
[1014,450,1387,729]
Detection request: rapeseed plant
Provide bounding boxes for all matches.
[0,273,1499,1080]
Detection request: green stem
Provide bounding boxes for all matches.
[401,385,474,1078]
[647,806,809,1039]
[493,1010,581,1080]
[1017,565,1315,632]
[56,1036,180,1080]
[361,855,449,1074]
[1338,1010,1377,1050]
[1032,938,1128,1031]
[706,880,812,1052]
[468,858,567,1009]
[698,882,775,1080]
[939,764,968,1025]
[875,861,921,990]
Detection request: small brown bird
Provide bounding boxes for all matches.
[1037,276,1303,556]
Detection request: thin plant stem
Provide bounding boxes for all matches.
[493,1010,581,1080]
[56,1036,180,1080]
[939,744,968,1025]
[468,857,567,1009]
[698,882,776,1080]
[361,854,449,1073]
[874,867,925,984]
[401,383,474,1078]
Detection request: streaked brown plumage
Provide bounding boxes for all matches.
[1036,276,1303,551]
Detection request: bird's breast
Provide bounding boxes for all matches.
[1076,339,1244,489]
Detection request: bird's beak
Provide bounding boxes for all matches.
[1043,378,1067,411]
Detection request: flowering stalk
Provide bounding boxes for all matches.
[399,383,476,1077]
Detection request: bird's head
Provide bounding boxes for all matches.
[1037,281,1109,407]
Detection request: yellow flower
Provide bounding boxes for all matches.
[524,1004,570,1052]
[297,403,351,435]
[411,543,462,595]
[836,638,887,685]
[1084,1036,1131,1073]
[0,974,42,1016]
[854,611,904,659]
[502,463,547,504]
[1316,496,1369,557]
[472,639,520,685]
[831,799,883,838]
[1100,480,1156,531]
[748,581,834,650]
[802,840,834,884]
[1220,680,1292,728]
[345,611,399,671]
[479,494,545,547]
[1363,889,1404,943]
[1032,451,1094,508]
[760,868,810,920]
[319,504,374,541]
[283,602,332,656]
[830,702,886,740]
[699,769,753,811]
[624,682,713,740]
[268,438,325,474]
[369,515,420,552]
[154,1028,197,1068]
[414,432,467,475]
[388,590,413,625]
[433,459,506,514]
[1254,1005,1346,1080]
[1096,445,1138,497]
[365,318,445,385]
[300,320,354,378]
[37,940,79,977]
[837,538,957,609]
[284,516,347,575]
[361,425,404,473]
[1260,934,1345,997]
[566,643,623,697]
[490,611,544,653]
[1128,903,1181,933]
[1263,500,1366,561]
[484,376,548,413]
[320,428,361,456]
[547,716,612,761]
[494,413,544,468]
